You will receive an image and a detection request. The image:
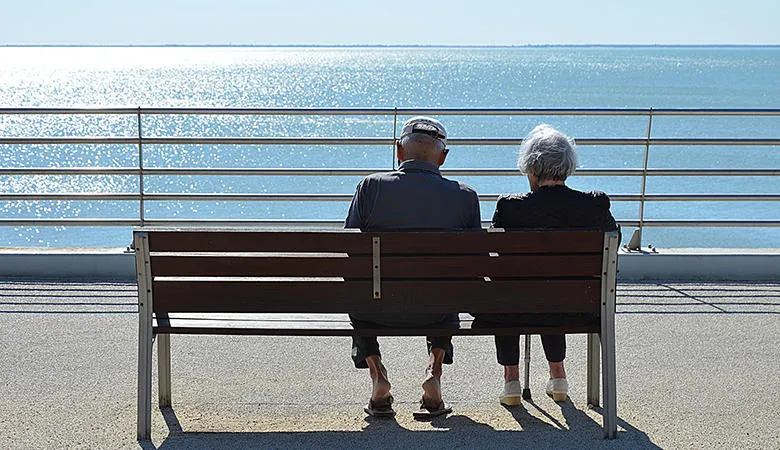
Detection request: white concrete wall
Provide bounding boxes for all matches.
[0,248,135,280]
[616,248,780,281]
[0,248,778,281]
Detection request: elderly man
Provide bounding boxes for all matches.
[345,116,481,419]
[477,124,618,406]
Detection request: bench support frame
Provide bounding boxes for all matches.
[135,232,154,441]
[600,232,620,438]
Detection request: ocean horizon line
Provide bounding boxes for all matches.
[2,43,779,49]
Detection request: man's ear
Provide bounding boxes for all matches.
[437,148,449,166]
[396,141,405,163]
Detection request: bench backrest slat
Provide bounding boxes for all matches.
[151,278,600,314]
[145,229,604,254]
[376,230,603,254]
[149,254,603,278]
[148,230,370,253]
[151,254,371,278]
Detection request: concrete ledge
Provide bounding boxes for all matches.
[0,247,135,280]
[1,247,778,281]
[617,248,780,281]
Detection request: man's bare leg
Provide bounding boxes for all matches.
[421,348,445,408]
[365,355,391,404]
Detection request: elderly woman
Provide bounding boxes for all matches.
[484,124,618,405]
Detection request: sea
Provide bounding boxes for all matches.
[0,46,778,248]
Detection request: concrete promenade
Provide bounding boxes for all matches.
[0,281,778,449]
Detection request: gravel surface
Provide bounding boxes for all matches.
[0,281,778,449]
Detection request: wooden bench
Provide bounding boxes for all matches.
[134,227,620,440]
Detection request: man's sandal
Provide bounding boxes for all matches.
[412,398,452,420]
[364,394,396,417]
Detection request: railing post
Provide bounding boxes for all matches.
[627,107,653,250]
[392,107,398,170]
[137,107,145,227]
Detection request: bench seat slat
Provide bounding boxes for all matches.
[150,254,602,278]
[152,313,600,336]
[151,279,601,314]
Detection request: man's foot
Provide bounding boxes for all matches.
[416,369,451,420]
[371,373,392,405]
[421,370,443,409]
[421,347,446,409]
[365,355,392,406]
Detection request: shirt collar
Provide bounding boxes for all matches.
[398,159,442,176]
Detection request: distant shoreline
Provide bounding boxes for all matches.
[2,44,779,49]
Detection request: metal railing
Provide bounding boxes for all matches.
[1,107,779,249]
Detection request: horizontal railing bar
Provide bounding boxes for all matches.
[2,137,779,146]
[0,218,142,226]
[454,138,780,146]
[142,137,393,145]
[625,220,780,227]
[0,193,141,201]
[613,169,780,176]
[145,193,353,201]
[0,137,138,144]
[0,218,778,227]
[0,168,141,175]
[0,108,142,115]
[1,193,778,202]
[134,167,780,177]
[643,138,780,146]
[608,194,780,201]
[1,107,779,116]
[0,167,778,177]
[149,193,780,202]
[650,109,780,116]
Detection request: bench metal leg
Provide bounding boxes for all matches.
[522,334,532,399]
[158,333,171,408]
[601,327,617,438]
[137,315,153,441]
[587,333,600,407]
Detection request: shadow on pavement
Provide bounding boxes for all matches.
[142,404,660,449]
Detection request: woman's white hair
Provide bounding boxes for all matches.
[517,124,578,181]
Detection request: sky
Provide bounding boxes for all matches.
[1,0,778,46]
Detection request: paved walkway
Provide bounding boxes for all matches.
[0,281,778,449]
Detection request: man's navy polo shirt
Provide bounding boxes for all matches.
[345,159,481,231]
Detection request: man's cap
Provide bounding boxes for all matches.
[400,116,447,146]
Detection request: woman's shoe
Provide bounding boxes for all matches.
[499,380,523,406]
[545,378,568,402]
